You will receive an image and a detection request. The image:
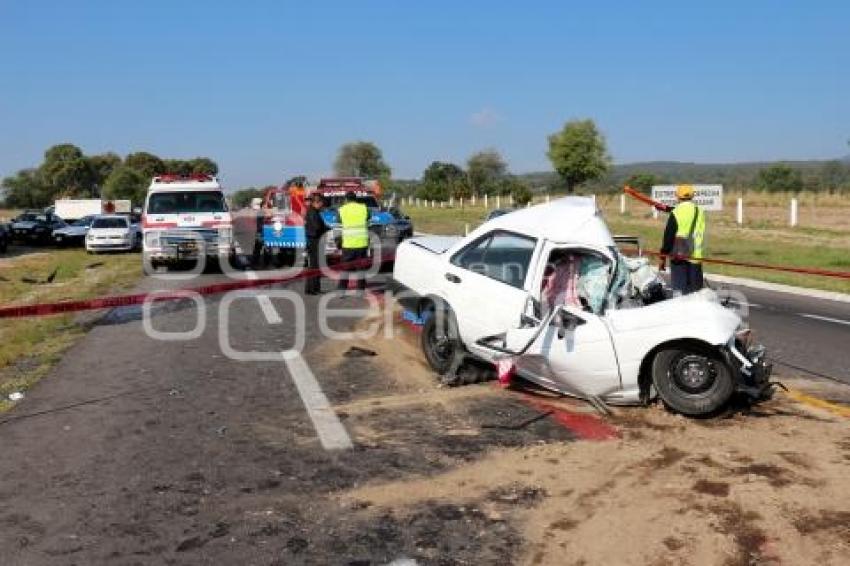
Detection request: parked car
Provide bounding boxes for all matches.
[11,211,66,245]
[392,196,773,417]
[53,215,96,247]
[86,215,141,253]
[0,222,10,253]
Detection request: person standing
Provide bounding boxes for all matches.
[337,191,370,293]
[659,184,706,294]
[304,194,329,295]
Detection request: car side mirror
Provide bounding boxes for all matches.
[552,307,586,339]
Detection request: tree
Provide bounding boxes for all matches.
[547,119,611,192]
[1,169,50,208]
[820,160,849,192]
[125,151,165,180]
[102,166,147,206]
[333,141,391,179]
[418,161,466,200]
[492,176,532,204]
[88,153,122,191]
[756,163,803,193]
[467,149,507,195]
[624,172,661,195]
[41,143,95,197]
[188,157,218,176]
[163,159,193,176]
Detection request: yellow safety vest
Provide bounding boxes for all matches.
[339,201,369,249]
[672,201,706,261]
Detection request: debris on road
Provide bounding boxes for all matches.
[344,346,378,358]
[7,391,24,401]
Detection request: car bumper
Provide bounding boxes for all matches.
[725,339,774,400]
[145,243,233,261]
[87,242,133,251]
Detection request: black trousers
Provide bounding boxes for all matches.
[338,248,368,291]
[671,260,704,295]
[304,239,322,294]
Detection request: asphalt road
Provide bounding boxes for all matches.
[0,267,580,565]
[708,279,850,385]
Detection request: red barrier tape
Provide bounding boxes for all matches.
[623,248,850,280]
[0,254,393,319]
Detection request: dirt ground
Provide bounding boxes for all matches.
[327,306,850,566]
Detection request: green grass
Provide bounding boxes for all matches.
[406,205,850,294]
[0,248,142,411]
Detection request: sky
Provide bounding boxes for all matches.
[1,0,848,188]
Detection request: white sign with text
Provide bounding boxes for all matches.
[651,185,723,211]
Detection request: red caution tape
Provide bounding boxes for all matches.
[626,248,850,280]
[0,254,392,319]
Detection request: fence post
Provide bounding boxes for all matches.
[484,194,488,208]
[509,194,514,206]
[652,207,658,220]
[736,197,743,226]
[545,193,550,204]
[464,223,469,236]
[449,196,454,207]
[790,198,798,227]
[620,194,626,215]
[471,194,476,206]
[496,195,501,208]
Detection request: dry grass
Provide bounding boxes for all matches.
[0,246,141,411]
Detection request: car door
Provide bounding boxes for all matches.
[441,230,540,356]
[507,242,621,398]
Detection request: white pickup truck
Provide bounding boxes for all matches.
[391,197,773,416]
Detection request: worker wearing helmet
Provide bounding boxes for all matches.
[337,191,370,293]
[659,184,706,294]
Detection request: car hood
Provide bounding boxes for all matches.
[89,228,130,237]
[55,226,89,236]
[408,235,462,254]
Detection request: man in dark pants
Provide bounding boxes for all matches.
[337,191,370,293]
[659,184,706,294]
[304,194,329,295]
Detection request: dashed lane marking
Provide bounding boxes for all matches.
[282,353,354,450]
[798,313,850,327]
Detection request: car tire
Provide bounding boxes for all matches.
[651,344,735,416]
[421,307,464,378]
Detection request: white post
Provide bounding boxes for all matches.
[545,193,550,204]
[526,201,531,208]
[484,194,488,208]
[460,197,464,208]
[464,223,469,236]
[509,194,514,206]
[620,194,626,215]
[652,207,659,220]
[736,197,743,226]
[449,196,454,207]
[471,194,476,206]
[790,198,798,227]
[496,195,501,208]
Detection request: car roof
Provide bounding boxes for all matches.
[479,196,615,248]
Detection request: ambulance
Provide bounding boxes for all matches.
[141,174,233,273]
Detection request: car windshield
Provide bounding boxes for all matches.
[324,195,380,208]
[72,217,93,226]
[17,213,38,221]
[92,217,128,229]
[147,191,227,214]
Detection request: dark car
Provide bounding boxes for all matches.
[11,212,66,245]
[0,222,9,253]
[53,215,96,247]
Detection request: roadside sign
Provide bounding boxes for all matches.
[651,185,723,211]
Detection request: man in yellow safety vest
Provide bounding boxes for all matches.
[337,191,370,292]
[659,184,706,294]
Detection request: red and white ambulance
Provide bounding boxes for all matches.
[141,174,233,273]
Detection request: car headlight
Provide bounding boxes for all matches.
[145,231,162,248]
[272,220,283,232]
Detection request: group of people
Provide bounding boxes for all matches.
[303,191,370,296]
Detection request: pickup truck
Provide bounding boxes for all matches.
[391,197,773,416]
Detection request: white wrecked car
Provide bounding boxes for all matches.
[392,197,773,416]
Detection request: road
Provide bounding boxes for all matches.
[709,279,850,385]
[0,267,848,565]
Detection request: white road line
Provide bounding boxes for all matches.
[798,313,850,327]
[246,271,283,324]
[283,353,353,451]
[729,300,762,308]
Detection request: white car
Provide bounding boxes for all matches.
[86,215,141,253]
[391,197,773,416]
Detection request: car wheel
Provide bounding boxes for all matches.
[421,307,464,379]
[651,344,735,416]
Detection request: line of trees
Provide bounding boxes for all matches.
[1,143,218,208]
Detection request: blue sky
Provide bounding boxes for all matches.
[1,1,847,188]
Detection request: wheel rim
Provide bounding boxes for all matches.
[670,354,717,394]
[427,323,455,364]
